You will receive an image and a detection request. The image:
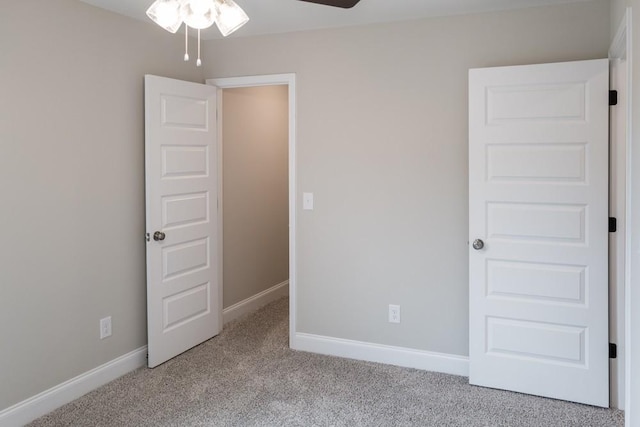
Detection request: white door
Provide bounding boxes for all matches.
[468,59,609,407]
[145,75,221,368]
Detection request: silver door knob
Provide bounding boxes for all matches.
[472,239,484,250]
[153,231,166,241]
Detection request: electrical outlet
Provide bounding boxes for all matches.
[100,316,112,339]
[388,305,400,324]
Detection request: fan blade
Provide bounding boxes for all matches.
[298,0,361,8]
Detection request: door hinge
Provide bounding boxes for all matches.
[609,343,617,359]
[610,90,618,106]
[609,217,617,233]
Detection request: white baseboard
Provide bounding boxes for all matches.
[223,280,289,324]
[0,346,147,427]
[293,333,469,377]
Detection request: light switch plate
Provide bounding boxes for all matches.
[303,192,314,210]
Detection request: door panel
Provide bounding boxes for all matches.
[145,75,220,368]
[468,59,609,407]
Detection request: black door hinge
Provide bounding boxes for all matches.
[610,343,617,359]
[609,217,617,233]
[610,90,618,106]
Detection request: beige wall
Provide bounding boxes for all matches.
[222,86,289,308]
[0,0,203,410]
[0,0,615,415]
[611,0,627,39]
[203,0,610,355]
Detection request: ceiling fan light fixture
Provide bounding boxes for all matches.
[146,0,183,33]
[181,0,217,29]
[147,0,249,66]
[214,0,250,37]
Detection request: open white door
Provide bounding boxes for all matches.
[145,75,221,368]
[468,59,609,407]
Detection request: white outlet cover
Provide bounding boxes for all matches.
[388,305,401,324]
[100,316,112,339]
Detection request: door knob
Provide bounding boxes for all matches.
[472,239,484,250]
[153,231,166,241]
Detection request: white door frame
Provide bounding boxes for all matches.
[609,7,634,424]
[205,74,297,347]
[610,11,630,410]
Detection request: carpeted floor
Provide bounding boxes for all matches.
[30,297,624,426]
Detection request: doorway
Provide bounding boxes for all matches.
[207,74,297,345]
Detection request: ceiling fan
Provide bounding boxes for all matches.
[298,0,361,8]
[146,0,362,67]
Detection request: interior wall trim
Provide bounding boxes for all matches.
[0,346,147,427]
[223,280,290,324]
[609,6,634,421]
[294,332,469,377]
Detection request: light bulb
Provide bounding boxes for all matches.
[189,0,211,15]
[181,0,216,29]
[214,0,249,37]
[146,0,183,33]
[155,2,178,27]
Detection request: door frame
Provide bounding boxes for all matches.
[205,74,297,347]
[609,10,631,411]
[609,7,635,424]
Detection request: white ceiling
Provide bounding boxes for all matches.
[79,0,589,40]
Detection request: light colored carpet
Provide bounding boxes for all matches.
[30,297,624,426]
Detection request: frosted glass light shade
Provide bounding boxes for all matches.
[214,0,249,37]
[181,0,216,29]
[146,0,183,33]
